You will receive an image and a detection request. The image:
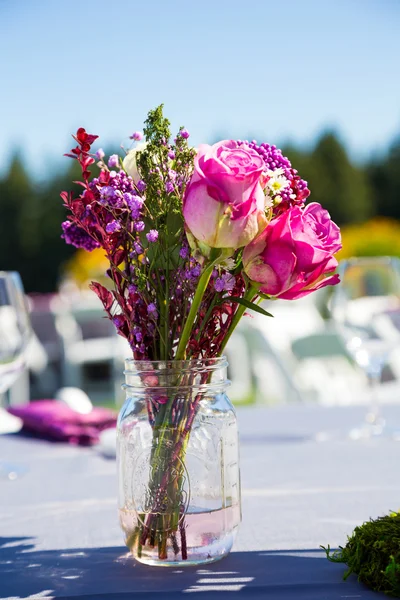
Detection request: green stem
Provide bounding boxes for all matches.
[219,283,259,354]
[175,257,217,360]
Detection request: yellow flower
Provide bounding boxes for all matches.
[63,248,108,287]
[338,218,400,261]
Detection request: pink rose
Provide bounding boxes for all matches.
[183,140,267,249]
[243,202,341,300]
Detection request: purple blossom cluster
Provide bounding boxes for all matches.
[172,250,202,300]
[61,221,100,251]
[146,229,159,243]
[90,171,138,211]
[148,162,185,195]
[238,140,310,208]
[214,273,235,293]
[184,262,201,280]
[108,154,119,168]
[106,221,121,234]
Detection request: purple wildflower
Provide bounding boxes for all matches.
[128,284,138,295]
[99,186,115,202]
[133,326,143,342]
[61,221,100,251]
[214,278,224,292]
[113,315,125,328]
[147,303,158,318]
[95,148,105,160]
[190,264,201,278]
[108,170,135,194]
[168,151,176,160]
[179,128,190,139]
[179,246,189,259]
[133,241,142,254]
[123,192,133,203]
[135,221,145,232]
[137,180,146,192]
[130,131,143,141]
[108,154,119,168]
[124,193,143,212]
[146,229,159,243]
[214,273,235,293]
[106,220,121,234]
[165,181,174,194]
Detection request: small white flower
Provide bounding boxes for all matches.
[220,257,236,270]
[264,193,274,209]
[266,171,290,195]
[267,168,285,178]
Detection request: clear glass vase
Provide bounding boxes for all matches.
[117,357,241,566]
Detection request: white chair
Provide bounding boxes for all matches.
[225,330,254,404]
[58,296,129,405]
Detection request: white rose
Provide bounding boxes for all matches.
[122,141,147,182]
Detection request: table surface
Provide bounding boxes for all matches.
[1,404,400,599]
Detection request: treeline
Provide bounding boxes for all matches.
[1,132,399,293]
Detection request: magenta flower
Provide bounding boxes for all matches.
[243,203,341,300]
[183,141,267,249]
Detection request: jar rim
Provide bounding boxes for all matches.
[124,356,228,370]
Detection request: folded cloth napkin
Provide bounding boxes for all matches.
[8,400,117,446]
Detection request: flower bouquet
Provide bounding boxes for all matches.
[61,105,341,565]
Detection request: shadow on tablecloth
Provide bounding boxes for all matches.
[0,536,385,599]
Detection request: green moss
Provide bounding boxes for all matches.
[322,512,400,597]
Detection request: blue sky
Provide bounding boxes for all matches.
[0,0,399,178]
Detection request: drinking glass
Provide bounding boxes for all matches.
[0,272,31,393]
[0,271,31,478]
[330,256,400,439]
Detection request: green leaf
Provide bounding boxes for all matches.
[257,292,272,301]
[229,297,273,317]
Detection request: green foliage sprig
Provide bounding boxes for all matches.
[322,512,400,597]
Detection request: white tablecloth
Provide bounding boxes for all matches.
[2,404,400,598]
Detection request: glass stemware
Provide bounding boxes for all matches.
[0,272,31,395]
[330,256,400,439]
[0,271,31,478]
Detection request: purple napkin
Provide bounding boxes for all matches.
[8,400,117,446]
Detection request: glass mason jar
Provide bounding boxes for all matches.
[117,357,241,566]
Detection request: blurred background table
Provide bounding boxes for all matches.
[2,404,400,599]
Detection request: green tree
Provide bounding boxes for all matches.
[285,132,374,225]
[0,154,80,292]
[0,154,38,287]
[369,137,400,220]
